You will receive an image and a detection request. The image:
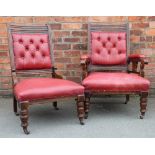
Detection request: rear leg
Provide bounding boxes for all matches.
[124,95,129,104]
[140,92,148,119]
[13,96,19,116]
[53,101,59,110]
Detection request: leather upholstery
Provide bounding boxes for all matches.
[82,72,150,92]
[80,54,90,61]
[12,34,52,70]
[91,32,127,65]
[14,78,84,101]
[128,54,145,59]
[128,54,148,64]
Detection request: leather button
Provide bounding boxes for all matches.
[97,50,100,54]
[97,37,100,41]
[31,53,35,58]
[25,46,29,51]
[108,37,111,41]
[20,53,25,58]
[30,39,34,44]
[19,39,23,44]
[102,43,105,47]
[36,46,40,50]
[113,43,116,47]
[108,50,111,54]
[118,36,121,40]
[118,51,122,54]
[40,39,44,43]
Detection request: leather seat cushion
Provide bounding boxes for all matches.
[82,72,150,92]
[14,78,84,102]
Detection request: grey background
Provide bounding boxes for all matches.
[0,96,155,138]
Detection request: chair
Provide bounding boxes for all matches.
[8,24,85,134]
[81,23,150,119]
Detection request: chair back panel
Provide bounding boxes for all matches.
[12,34,52,70]
[91,32,127,65]
[8,24,53,70]
[88,23,129,72]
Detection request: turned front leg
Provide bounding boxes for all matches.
[140,92,148,119]
[20,101,30,134]
[77,95,85,125]
[84,92,90,119]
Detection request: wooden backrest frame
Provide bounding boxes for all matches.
[88,22,130,72]
[8,23,55,84]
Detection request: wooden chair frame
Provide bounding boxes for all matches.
[8,23,85,134]
[81,22,149,119]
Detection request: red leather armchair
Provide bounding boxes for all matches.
[81,23,150,119]
[8,24,85,134]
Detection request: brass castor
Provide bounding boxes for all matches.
[15,112,20,116]
[54,107,59,110]
[84,112,88,119]
[140,112,145,119]
[79,119,84,125]
[23,128,30,135]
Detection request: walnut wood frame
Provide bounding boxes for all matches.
[81,23,149,119]
[8,23,85,134]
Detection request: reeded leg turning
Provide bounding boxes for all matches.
[20,102,30,134]
[140,92,148,119]
[13,96,19,116]
[77,95,85,125]
[125,95,129,104]
[84,92,90,119]
[53,101,59,110]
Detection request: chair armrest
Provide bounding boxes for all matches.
[11,69,18,86]
[80,54,90,64]
[128,54,149,77]
[53,73,63,79]
[52,67,63,79]
[80,54,90,79]
[128,54,148,64]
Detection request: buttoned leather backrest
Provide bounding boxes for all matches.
[91,32,127,65]
[12,34,52,70]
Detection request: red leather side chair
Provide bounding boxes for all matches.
[8,24,85,134]
[81,23,150,119]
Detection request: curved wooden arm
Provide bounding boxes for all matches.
[52,67,63,79]
[12,70,18,86]
[128,54,149,77]
[52,73,63,79]
[80,54,90,64]
[80,54,90,79]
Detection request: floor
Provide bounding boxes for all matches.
[0,96,155,138]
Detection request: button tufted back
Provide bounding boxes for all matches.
[12,34,52,70]
[91,32,127,65]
